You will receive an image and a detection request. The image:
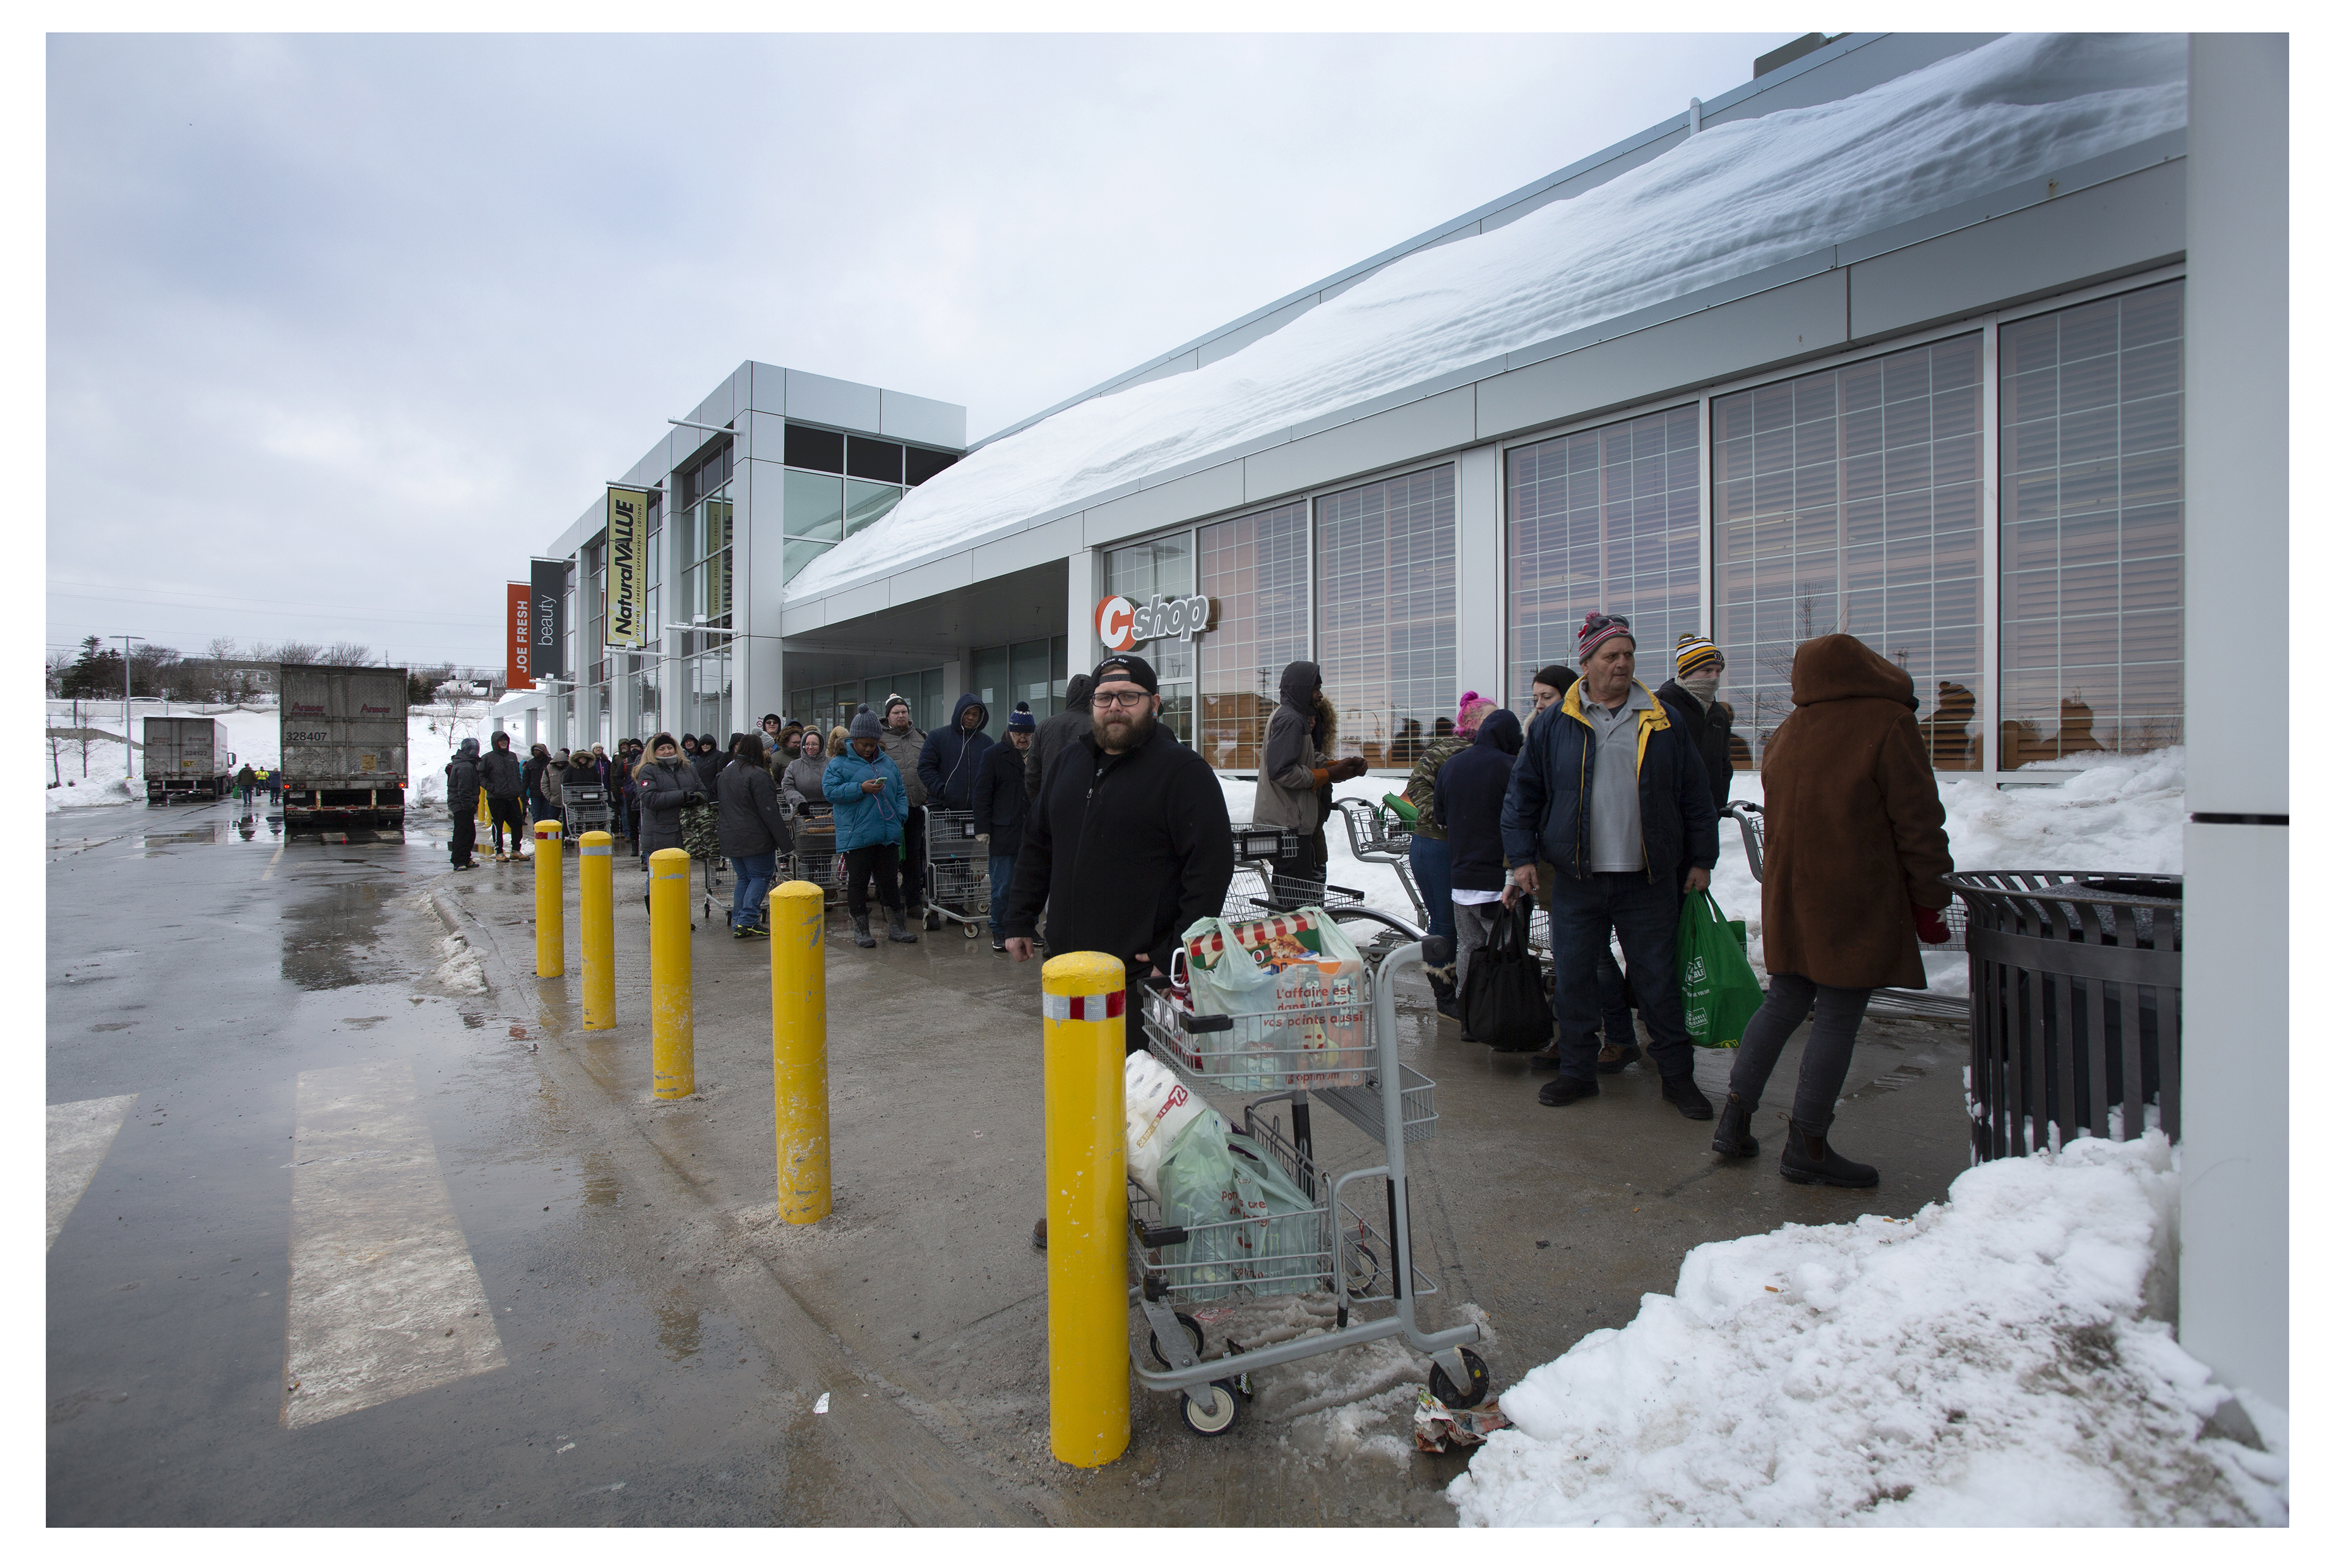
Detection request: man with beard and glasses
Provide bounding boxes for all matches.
[1002,653,1231,983]
[1003,652,1232,1254]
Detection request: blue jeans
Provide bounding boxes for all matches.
[1549,870,1691,1082]
[1408,834,1455,944]
[988,853,1016,934]
[729,851,777,929]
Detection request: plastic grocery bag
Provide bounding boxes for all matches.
[1152,1108,1321,1290]
[1124,1050,1210,1193]
[1178,907,1368,1089]
[1680,890,1764,1050]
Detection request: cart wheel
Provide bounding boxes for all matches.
[964,923,979,938]
[1148,1312,1205,1369]
[924,911,942,931]
[1341,1242,1381,1298]
[1426,1348,1490,1410]
[1178,1380,1243,1437]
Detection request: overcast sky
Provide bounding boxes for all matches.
[47,30,1793,671]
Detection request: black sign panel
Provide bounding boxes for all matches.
[530,558,565,681]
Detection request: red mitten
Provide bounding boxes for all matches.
[1913,904,1952,945]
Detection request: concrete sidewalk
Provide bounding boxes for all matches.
[423,825,1975,1526]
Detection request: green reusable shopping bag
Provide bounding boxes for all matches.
[1680,890,1764,1050]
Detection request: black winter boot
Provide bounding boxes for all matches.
[1661,1074,1714,1120]
[1425,962,1461,1022]
[1780,1125,1879,1188]
[885,907,919,944]
[1711,1094,1759,1157]
[851,914,876,949]
[1538,1075,1599,1107]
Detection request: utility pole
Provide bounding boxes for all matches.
[116,635,148,784]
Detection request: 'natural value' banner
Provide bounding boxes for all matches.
[605,487,648,650]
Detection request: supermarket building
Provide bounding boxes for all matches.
[500,29,2286,1415]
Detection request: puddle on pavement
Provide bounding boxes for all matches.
[140,825,223,854]
[280,883,398,991]
[654,1300,703,1364]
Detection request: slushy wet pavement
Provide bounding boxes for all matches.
[49,795,1978,1526]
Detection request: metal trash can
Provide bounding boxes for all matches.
[1944,870,2182,1162]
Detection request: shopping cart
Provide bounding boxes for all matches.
[560,782,613,838]
[780,800,841,901]
[1332,798,1425,923]
[1128,906,1486,1436]
[920,807,989,935]
[1719,801,1969,1023]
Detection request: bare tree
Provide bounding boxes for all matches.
[206,635,238,662]
[320,642,371,666]
[263,640,321,665]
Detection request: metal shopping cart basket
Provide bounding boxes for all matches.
[1719,801,1968,1024]
[559,782,613,838]
[1332,798,1426,924]
[780,801,841,901]
[920,807,989,935]
[1127,903,1486,1435]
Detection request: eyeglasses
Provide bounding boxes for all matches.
[1091,690,1152,710]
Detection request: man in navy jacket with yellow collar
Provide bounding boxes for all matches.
[1500,613,1719,1116]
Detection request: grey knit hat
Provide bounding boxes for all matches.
[848,709,883,741]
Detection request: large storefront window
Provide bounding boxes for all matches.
[1999,281,2184,765]
[677,630,731,742]
[1317,464,1457,767]
[1104,535,1195,743]
[1507,406,1700,695]
[1197,502,1309,770]
[1715,333,1985,769]
[971,637,1070,722]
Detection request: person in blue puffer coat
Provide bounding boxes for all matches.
[823,709,920,950]
[917,691,994,811]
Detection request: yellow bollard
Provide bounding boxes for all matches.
[769,880,830,1224]
[1043,950,1130,1469]
[533,820,564,978]
[578,829,614,1030]
[649,847,694,1098]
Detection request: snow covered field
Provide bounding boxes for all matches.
[1447,1132,2285,1526]
[42,698,496,813]
[1221,747,2189,998]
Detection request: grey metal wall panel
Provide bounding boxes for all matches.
[746,361,785,414]
[888,559,956,607]
[1847,160,2187,340]
[880,388,969,448]
[1455,444,1501,697]
[1241,386,1475,503]
[783,368,882,434]
[1081,462,1245,546]
[824,582,888,625]
[745,409,783,464]
[1476,270,1848,443]
[972,515,1082,582]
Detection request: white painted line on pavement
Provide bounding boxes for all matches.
[47,1094,139,1250]
[283,1061,506,1429]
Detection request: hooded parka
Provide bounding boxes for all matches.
[1253,661,1325,834]
[445,739,481,816]
[633,757,697,854]
[1758,635,1955,990]
[875,705,930,809]
[1433,709,1523,892]
[917,692,994,811]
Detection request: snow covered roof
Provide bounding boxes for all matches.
[784,33,2185,607]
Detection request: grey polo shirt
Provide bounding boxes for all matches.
[1579,680,1652,873]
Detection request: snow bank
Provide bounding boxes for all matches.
[789,33,2185,604]
[1447,1132,2286,1526]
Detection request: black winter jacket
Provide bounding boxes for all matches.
[694,750,731,793]
[446,747,481,815]
[1500,681,1718,882]
[917,692,995,810]
[715,760,794,859]
[1433,709,1522,893]
[1654,680,1736,811]
[1025,676,1093,802]
[633,760,698,855]
[1004,726,1233,976]
[480,745,523,799]
[971,740,1028,856]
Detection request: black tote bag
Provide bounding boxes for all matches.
[1460,895,1555,1050]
